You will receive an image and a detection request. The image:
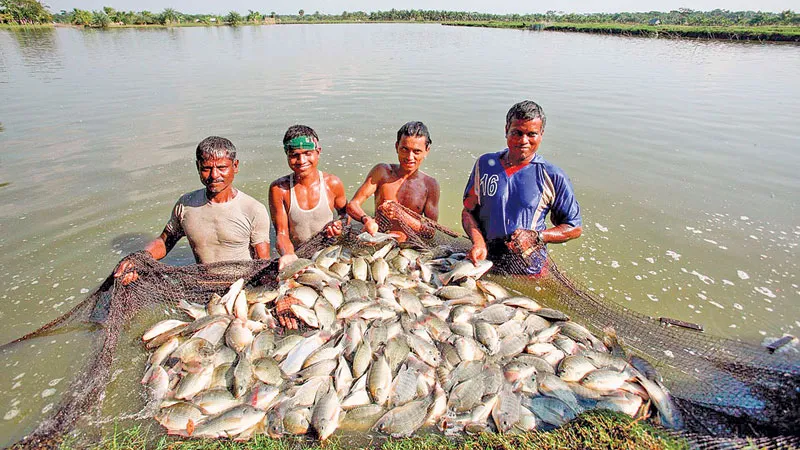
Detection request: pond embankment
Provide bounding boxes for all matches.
[443,21,800,42]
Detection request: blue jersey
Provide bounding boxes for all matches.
[463,151,582,273]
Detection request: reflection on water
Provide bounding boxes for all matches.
[7,28,63,80]
[0,25,798,446]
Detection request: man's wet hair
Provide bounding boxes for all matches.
[506,100,547,132]
[283,125,319,148]
[396,121,432,147]
[196,136,237,162]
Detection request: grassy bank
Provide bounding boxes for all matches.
[57,410,688,450]
[443,21,800,41]
[0,23,54,29]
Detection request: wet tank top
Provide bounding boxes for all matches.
[288,171,334,246]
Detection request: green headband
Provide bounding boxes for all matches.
[284,136,317,152]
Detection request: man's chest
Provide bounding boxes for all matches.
[378,179,427,212]
[181,207,251,244]
[480,167,544,205]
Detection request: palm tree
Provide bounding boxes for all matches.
[246,9,261,23]
[160,7,178,25]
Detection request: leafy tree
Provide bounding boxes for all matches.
[0,0,53,24]
[92,10,110,27]
[270,11,276,18]
[225,11,241,25]
[298,9,304,17]
[160,7,179,25]
[246,9,261,22]
[71,8,92,25]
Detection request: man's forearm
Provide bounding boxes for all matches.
[461,208,485,246]
[144,236,170,260]
[275,234,295,256]
[347,201,370,223]
[540,224,582,244]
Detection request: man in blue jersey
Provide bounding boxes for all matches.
[461,100,582,276]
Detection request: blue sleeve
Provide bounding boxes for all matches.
[549,170,582,228]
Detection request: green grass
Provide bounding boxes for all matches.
[56,410,688,450]
[0,23,54,29]
[442,21,800,40]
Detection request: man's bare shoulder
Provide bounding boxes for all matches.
[418,171,440,189]
[322,172,343,189]
[370,163,394,180]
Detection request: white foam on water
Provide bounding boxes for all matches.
[723,279,734,286]
[80,288,89,294]
[41,403,53,414]
[3,409,19,420]
[698,293,708,300]
[740,216,749,220]
[703,239,718,245]
[12,373,25,381]
[665,250,681,260]
[610,261,620,268]
[595,223,608,232]
[754,286,777,298]
[631,261,638,266]
[41,388,56,398]
[646,257,655,264]
[664,350,674,358]
[346,137,355,142]
[687,270,715,285]
[737,270,750,280]
[733,303,743,310]
[709,301,725,309]
[48,378,63,387]
[749,235,759,240]
[647,294,659,302]
[729,324,737,328]
[760,330,767,335]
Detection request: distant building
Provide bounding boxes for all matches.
[648,18,661,25]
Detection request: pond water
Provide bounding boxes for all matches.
[0,24,798,445]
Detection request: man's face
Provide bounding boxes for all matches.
[197,156,238,194]
[505,118,544,162]
[286,146,320,175]
[395,135,429,173]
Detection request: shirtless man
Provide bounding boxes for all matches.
[347,121,440,240]
[114,136,270,285]
[270,125,347,330]
[268,125,347,270]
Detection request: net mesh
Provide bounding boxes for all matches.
[4,202,799,449]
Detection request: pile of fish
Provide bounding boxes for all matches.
[141,232,682,441]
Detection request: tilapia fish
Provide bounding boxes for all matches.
[143,236,677,442]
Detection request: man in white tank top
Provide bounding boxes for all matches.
[114,136,271,285]
[269,125,348,329]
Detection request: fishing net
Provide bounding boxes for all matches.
[4,201,799,449]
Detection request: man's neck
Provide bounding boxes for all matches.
[206,187,237,203]
[394,164,419,179]
[294,169,320,185]
[504,151,535,168]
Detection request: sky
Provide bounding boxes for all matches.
[44,0,798,15]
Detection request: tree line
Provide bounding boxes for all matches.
[2,0,798,27]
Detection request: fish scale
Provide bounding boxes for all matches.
[148,236,675,441]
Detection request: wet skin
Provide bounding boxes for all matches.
[114,156,269,285]
[462,117,582,265]
[347,135,440,237]
[270,141,347,330]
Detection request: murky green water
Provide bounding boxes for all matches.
[0,24,798,445]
